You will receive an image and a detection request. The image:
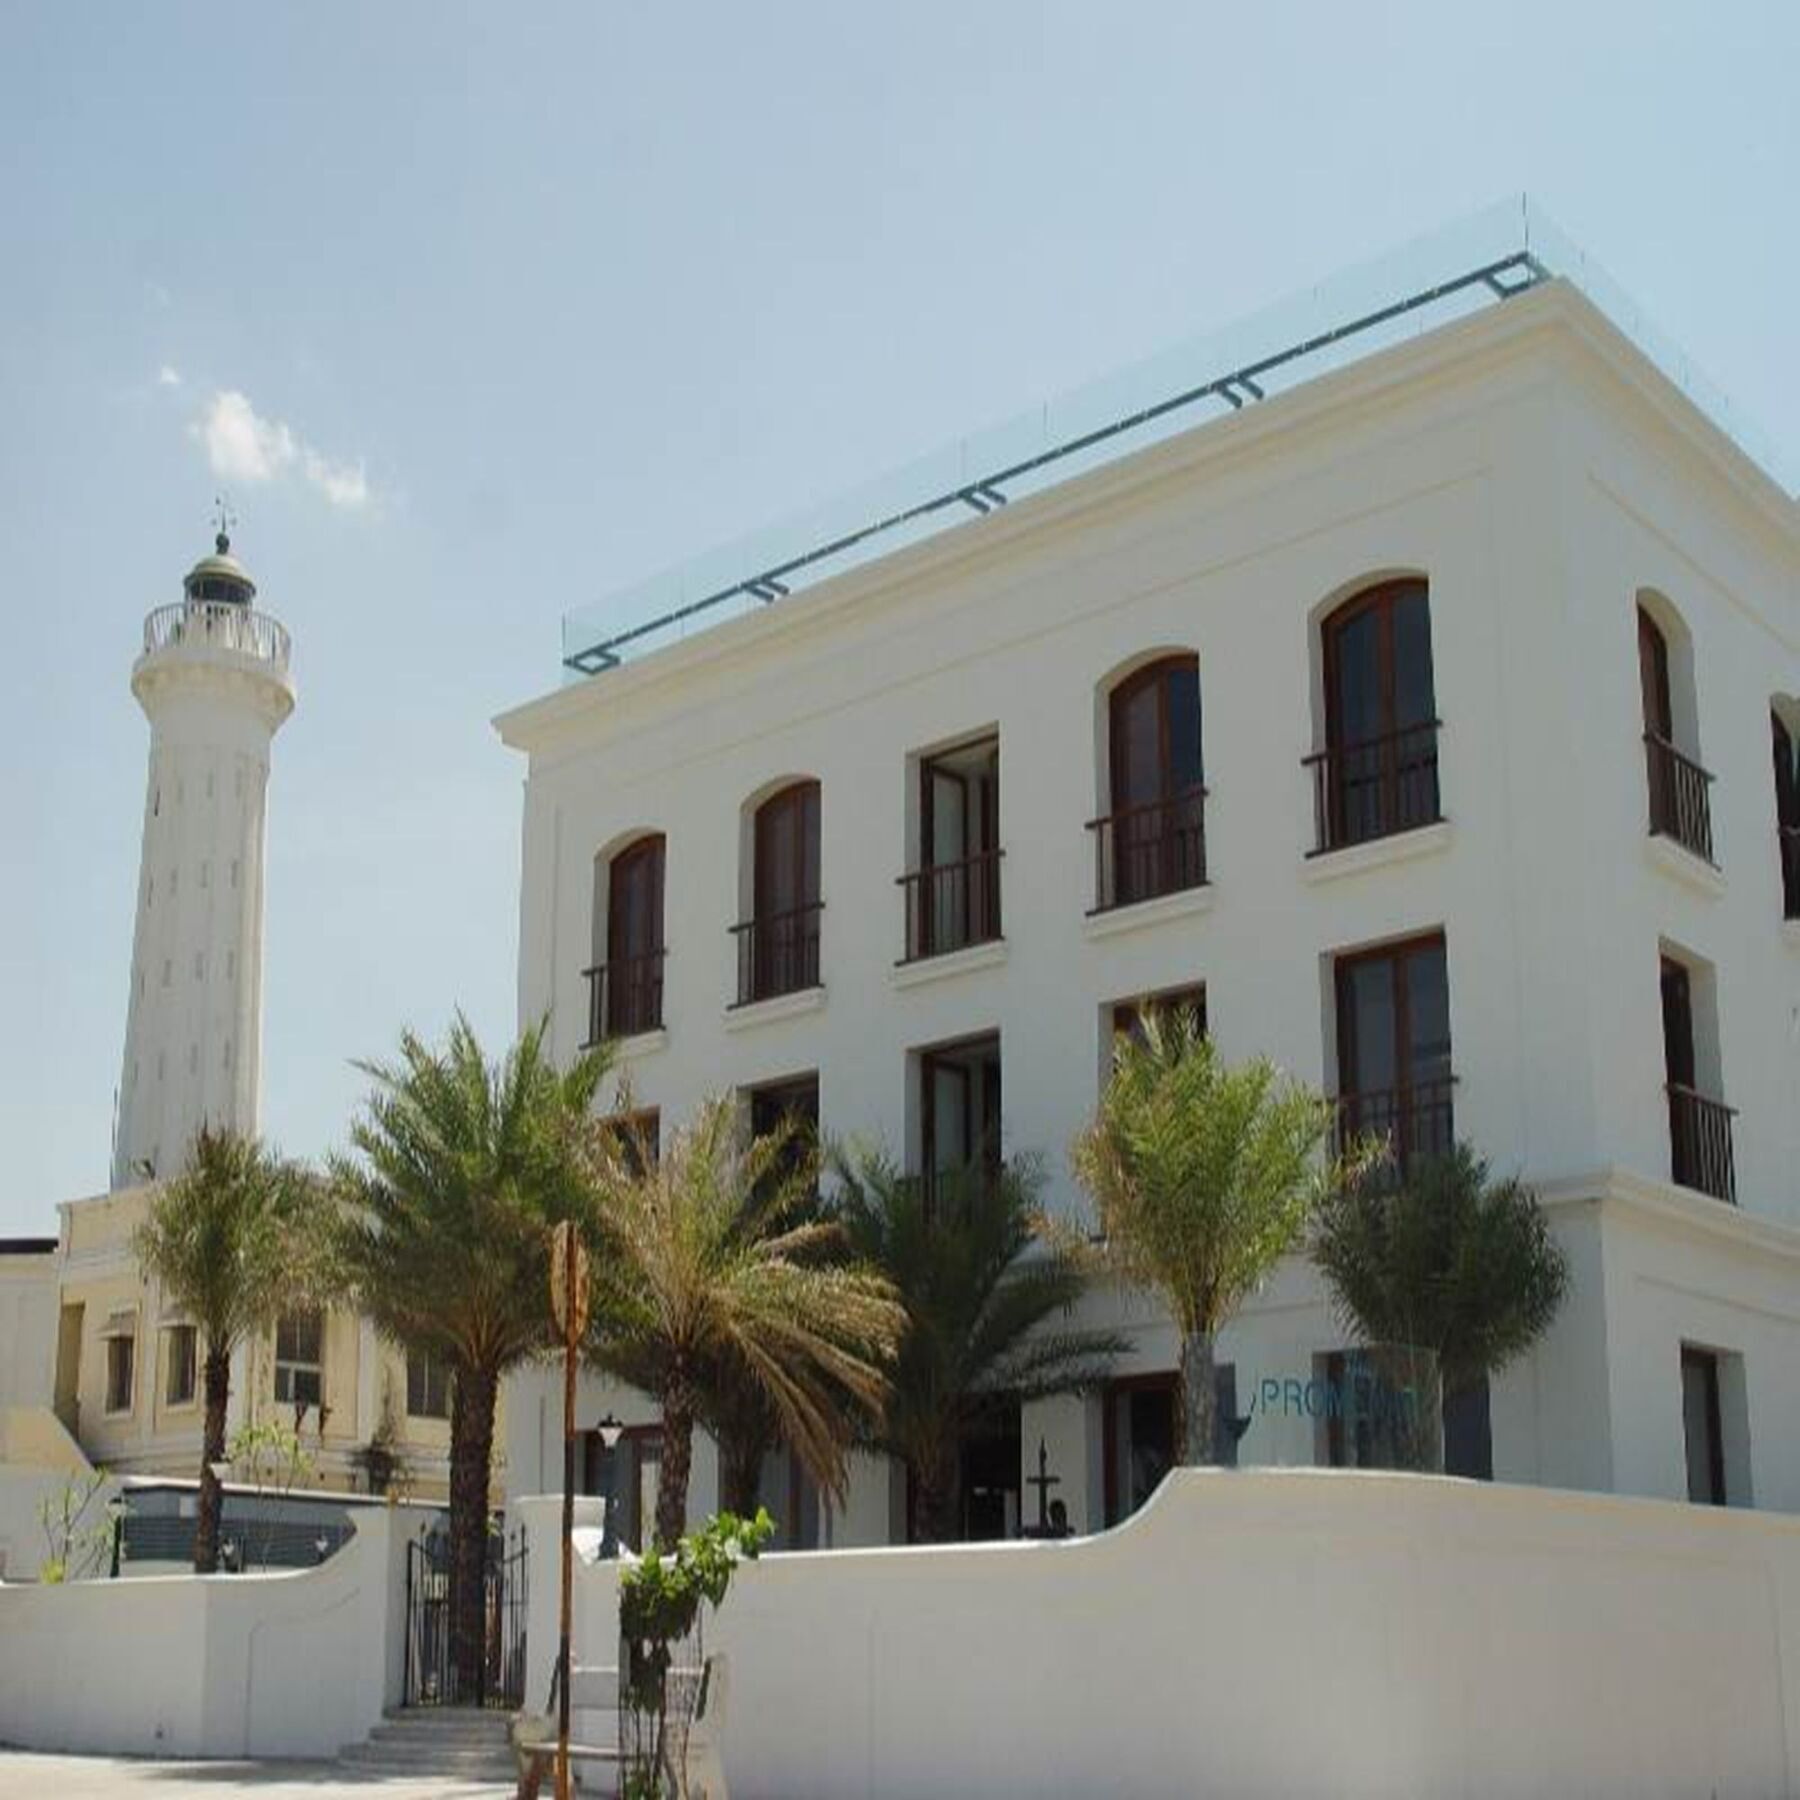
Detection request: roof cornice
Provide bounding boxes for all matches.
[496,282,1799,756]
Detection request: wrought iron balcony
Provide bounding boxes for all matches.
[582,951,666,1045]
[1088,787,1207,913]
[1644,733,1715,864]
[731,902,823,1006]
[141,600,292,673]
[898,849,1003,963]
[1305,721,1443,855]
[1667,1083,1736,1203]
[1334,1077,1457,1182]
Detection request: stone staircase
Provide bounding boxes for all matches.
[337,1705,516,1784]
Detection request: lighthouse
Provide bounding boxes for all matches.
[111,531,295,1188]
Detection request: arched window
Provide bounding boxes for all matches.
[1310,578,1440,852]
[1092,655,1205,910]
[588,834,665,1043]
[1773,707,1800,919]
[735,781,822,1004]
[1637,600,1714,863]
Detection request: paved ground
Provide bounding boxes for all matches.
[0,1752,513,1799]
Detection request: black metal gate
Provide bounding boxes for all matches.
[403,1520,528,1709]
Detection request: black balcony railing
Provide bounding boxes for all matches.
[1667,1083,1736,1204]
[582,951,665,1045]
[898,848,1003,963]
[1781,826,1800,921]
[1645,733,1716,864]
[1088,787,1207,912]
[1305,720,1442,855]
[1334,1076,1457,1181]
[731,902,823,1006]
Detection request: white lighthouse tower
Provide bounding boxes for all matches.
[111,531,295,1188]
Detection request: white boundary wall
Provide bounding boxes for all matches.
[0,1505,407,1758]
[527,1471,1800,1800]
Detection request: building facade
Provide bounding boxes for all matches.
[498,261,1800,1544]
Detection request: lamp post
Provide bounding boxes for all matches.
[595,1413,624,1558]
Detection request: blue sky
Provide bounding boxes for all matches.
[2,1,1795,1234]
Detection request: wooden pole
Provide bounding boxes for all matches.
[556,1249,577,1800]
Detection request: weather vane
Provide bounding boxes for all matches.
[211,493,237,550]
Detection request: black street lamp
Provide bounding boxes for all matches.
[595,1413,624,1558]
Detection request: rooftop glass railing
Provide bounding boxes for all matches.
[562,195,1791,679]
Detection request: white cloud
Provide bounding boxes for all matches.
[156,364,182,389]
[303,448,369,510]
[191,388,371,511]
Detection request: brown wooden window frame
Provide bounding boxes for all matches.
[1332,930,1456,1176]
[1091,654,1207,910]
[1111,982,1208,1047]
[165,1322,198,1408]
[1659,953,1736,1203]
[901,734,1002,961]
[586,834,667,1043]
[735,781,823,1004]
[1637,603,1715,863]
[1310,577,1442,852]
[1772,709,1800,920]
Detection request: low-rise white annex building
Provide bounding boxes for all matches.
[496,202,1800,1546]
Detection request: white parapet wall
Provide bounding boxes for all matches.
[0,1503,409,1758]
[526,1469,1800,1800]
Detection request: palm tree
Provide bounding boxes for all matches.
[830,1149,1122,1544]
[1311,1141,1569,1468]
[333,1015,608,1700]
[1071,1007,1367,1471]
[586,1095,904,1548]
[133,1125,328,1573]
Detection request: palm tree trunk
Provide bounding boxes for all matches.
[655,1373,695,1549]
[193,1344,231,1572]
[719,1424,768,1519]
[448,1360,498,1704]
[910,1440,961,1544]
[1177,1327,1218,1467]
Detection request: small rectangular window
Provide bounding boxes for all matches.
[406,1351,453,1420]
[1111,983,1208,1046]
[601,1107,662,1179]
[1682,1346,1727,1505]
[106,1335,136,1414]
[166,1324,198,1407]
[274,1311,324,1409]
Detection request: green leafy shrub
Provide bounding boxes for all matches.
[617,1508,774,1793]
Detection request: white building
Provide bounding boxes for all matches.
[496,207,1800,1545]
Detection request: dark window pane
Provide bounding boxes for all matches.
[1166,664,1203,789]
[1340,960,1398,1093]
[1391,589,1437,728]
[1443,1377,1492,1480]
[1329,608,1382,747]
[1638,608,1673,739]
[1404,943,1453,1085]
[1660,958,1696,1090]
[1681,1348,1725,1505]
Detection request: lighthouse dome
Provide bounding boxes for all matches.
[183,531,257,606]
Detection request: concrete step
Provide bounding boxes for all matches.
[369,1716,511,1741]
[338,1706,518,1779]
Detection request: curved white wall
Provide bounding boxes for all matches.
[528,1470,1800,1800]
